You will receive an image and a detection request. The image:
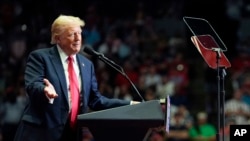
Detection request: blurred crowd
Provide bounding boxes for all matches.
[1,0,250,141]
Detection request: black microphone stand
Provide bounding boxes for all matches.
[213,48,226,141]
[97,54,145,102]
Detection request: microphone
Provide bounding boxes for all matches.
[83,46,103,57]
[83,46,118,67]
[82,45,145,102]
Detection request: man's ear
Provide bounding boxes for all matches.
[55,35,60,44]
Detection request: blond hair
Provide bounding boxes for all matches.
[50,15,85,44]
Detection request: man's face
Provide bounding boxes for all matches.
[57,25,82,55]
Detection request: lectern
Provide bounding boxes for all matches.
[77,100,165,141]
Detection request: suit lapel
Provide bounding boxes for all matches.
[50,47,69,105]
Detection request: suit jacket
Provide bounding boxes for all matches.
[14,46,130,141]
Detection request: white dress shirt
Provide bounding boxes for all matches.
[48,46,82,110]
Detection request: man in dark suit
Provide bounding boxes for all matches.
[14,14,139,141]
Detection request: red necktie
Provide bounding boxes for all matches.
[68,56,80,128]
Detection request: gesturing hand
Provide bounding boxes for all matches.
[44,78,58,99]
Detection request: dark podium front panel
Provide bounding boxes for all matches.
[77,100,165,141]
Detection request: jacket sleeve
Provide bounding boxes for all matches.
[24,51,48,105]
[87,62,130,111]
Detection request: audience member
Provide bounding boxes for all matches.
[225,88,250,124]
[188,112,216,141]
[167,111,190,141]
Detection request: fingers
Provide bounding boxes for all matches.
[43,78,58,98]
[47,92,58,98]
[43,78,50,86]
[131,101,141,105]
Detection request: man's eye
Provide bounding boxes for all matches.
[68,33,74,37]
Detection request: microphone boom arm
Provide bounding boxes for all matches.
[98,55,145,102]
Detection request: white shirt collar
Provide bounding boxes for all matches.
[57,45,77,63]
